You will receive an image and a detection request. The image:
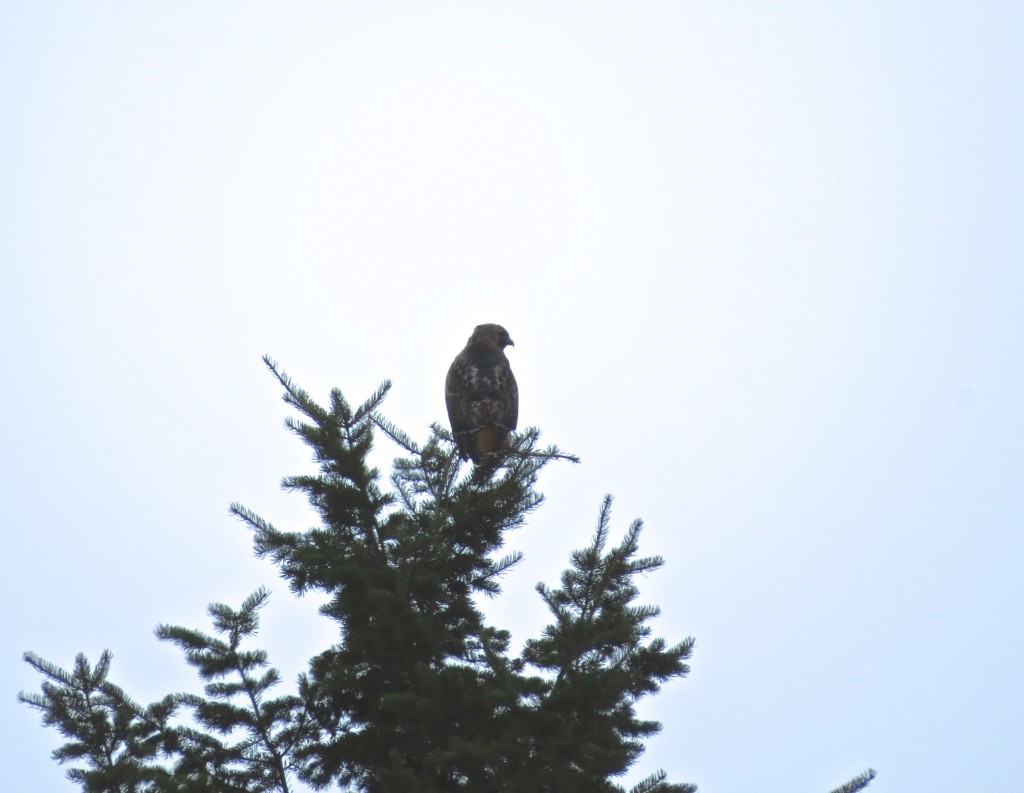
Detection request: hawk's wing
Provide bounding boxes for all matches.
[446,348,518,461]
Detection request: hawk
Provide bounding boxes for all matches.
[445,323,519,463]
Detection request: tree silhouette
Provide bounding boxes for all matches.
[21,357,872,793]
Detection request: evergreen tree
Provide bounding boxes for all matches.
[21,358,873,793]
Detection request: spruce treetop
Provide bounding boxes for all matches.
[21,357,873,793]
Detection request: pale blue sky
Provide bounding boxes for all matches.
[3,3,1022,791]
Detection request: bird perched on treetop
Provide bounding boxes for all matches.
[445,323,519,463]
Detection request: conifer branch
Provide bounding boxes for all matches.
[352,381,392,424]
[509,426,581,463]
[156,590,300,792]
[629,769,699,793]
[263,354,328,426]
[19,650,180,790]
[517,497,695,788]
[827,768,877,793]
[372,413,420,455]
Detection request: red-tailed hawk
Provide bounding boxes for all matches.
[445,323,519,463]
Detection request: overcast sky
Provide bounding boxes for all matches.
[3,3,1022,791]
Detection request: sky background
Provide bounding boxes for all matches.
[2,3,1022,791]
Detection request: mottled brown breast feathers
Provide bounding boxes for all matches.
[445,324,519,463]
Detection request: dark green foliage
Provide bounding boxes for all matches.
[154,588,302,792]
[516,497,696,793]
[21,591,301,792]
[827,769,877,793]
[20,651,177,792]
[21,357,873,793]
[228,358,688,792]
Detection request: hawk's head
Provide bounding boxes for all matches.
[468,323,514,350]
